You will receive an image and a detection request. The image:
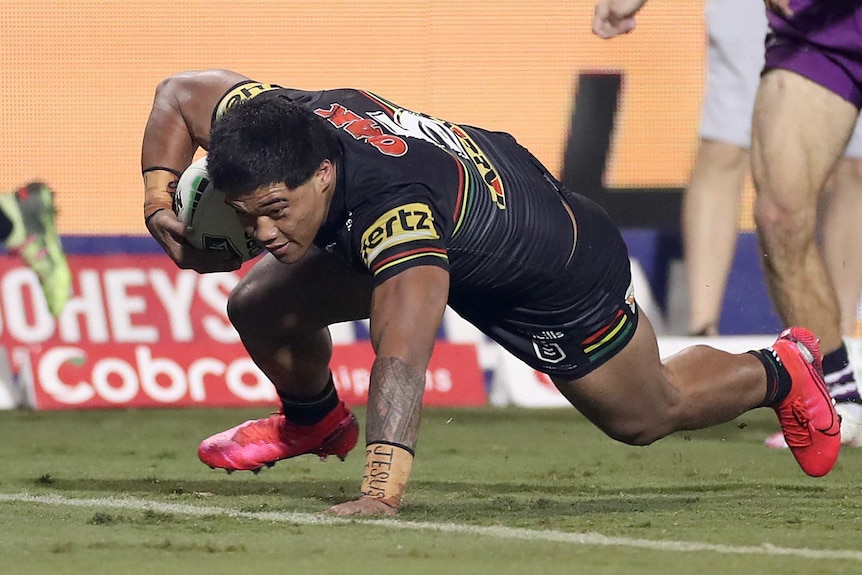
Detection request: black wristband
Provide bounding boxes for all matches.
[142,166,183,178]
[144,207,166,225]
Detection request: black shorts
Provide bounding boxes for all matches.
[449,188,637,380]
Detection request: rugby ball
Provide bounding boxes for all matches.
[174,157,263,262]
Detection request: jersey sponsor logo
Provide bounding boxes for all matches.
[360,203,439,267]
[314,103,408,157]
[215,82,281,119]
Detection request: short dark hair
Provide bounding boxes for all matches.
[207,93,338,197]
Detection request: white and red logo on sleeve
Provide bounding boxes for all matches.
[0,255,485,410]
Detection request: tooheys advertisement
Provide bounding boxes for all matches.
[0,255,485,410]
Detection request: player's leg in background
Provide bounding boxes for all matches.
[762,124,862,449]
[751,70,855,357]
[0,182,70,317]
[818,151,862,445]
[822,157,862,338]
[752,70,860,452]
[683,140,746,335]
[683,0,765,336]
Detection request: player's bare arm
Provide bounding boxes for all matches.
[592,0,790,40]
[329,265,450,517]
[365,356,425,447]
[141,70,251,273]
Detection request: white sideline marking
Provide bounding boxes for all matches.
[2,493,862,562]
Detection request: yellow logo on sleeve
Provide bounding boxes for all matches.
[360,203,439,267]
[215,82,280,119]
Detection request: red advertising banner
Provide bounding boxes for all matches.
[0,255,485,410]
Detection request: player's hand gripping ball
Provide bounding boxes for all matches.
[174,157,263,262]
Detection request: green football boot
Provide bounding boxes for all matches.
[0,182,71,317]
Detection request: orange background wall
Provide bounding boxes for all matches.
[0,1,706,235]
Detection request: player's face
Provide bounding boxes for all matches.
[228,161,335,264]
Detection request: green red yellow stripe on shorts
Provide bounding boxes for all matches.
[582,308,635,364]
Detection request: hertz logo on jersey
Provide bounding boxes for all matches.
[361,203,440,268]
[215,82,281,120]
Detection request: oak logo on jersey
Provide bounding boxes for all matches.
[361,203,439,267]
[215,82,280,119]
[314,103,408,157]
[361,93,506,211]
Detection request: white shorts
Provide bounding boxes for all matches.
[700,0,862,157]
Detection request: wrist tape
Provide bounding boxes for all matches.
[144,194,174,221]
[360,442,414,508]
[143,169,178,221]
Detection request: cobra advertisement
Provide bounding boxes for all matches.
[0,256,486,410]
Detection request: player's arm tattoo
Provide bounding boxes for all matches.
[365,356,425,450]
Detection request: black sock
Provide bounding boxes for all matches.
[749,349,792,407]
[279,373,340,425]
[823,344,849,375]
[822,343,860,403]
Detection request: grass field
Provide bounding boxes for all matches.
[1,406,861,574]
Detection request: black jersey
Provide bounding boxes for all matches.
[214,81,637,378]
